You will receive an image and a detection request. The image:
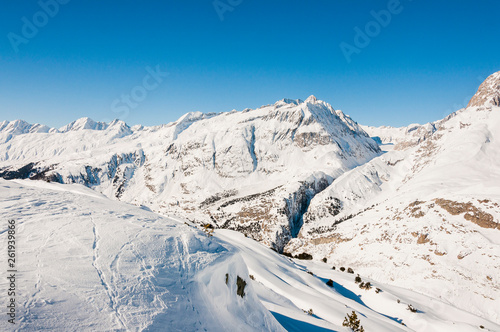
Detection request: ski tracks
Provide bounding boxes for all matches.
[174,233,205,329]
[20,227,55,331]
[89,213,127,330]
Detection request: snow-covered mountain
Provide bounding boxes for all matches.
[0,119,55,136]
[1,71,500,330]
[1,179,497,331]
[0,179,283,331]
[285,72,500,324]
[0,96,380,252]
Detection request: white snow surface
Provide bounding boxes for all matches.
[0,179,282,331]
[217,229,500,332]
[1,179,498,331]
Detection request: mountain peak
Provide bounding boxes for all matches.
[305,95,318,103]
[467,71,500,108]
[274,98,303,107]
[59,117,108,132]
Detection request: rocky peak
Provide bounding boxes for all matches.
[467,71,500,108]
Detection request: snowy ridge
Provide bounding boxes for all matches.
[58,117,109,132]
[0,120,53,135]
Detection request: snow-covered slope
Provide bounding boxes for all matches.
[285,79,500,324]
[0,96,380,252]
[1,179,498,331]
[216,229,500,332]
[0,179,282,331]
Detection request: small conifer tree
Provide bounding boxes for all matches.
[342,311,364,332]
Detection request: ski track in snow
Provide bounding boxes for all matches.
[87,210,126,329]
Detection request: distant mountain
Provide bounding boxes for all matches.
[0,119,55,135]
[360,122,437,149]
[0,96,380,252]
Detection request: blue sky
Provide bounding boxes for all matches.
[1,0,499,128]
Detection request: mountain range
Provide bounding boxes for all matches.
[1,71,499,331]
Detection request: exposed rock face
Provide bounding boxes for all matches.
[467,71,500,107]
[204,174,332,251]
[0,96,380,251]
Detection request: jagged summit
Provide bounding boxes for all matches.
[468,71,500,107]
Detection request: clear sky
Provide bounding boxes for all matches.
[1,0,499,128]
